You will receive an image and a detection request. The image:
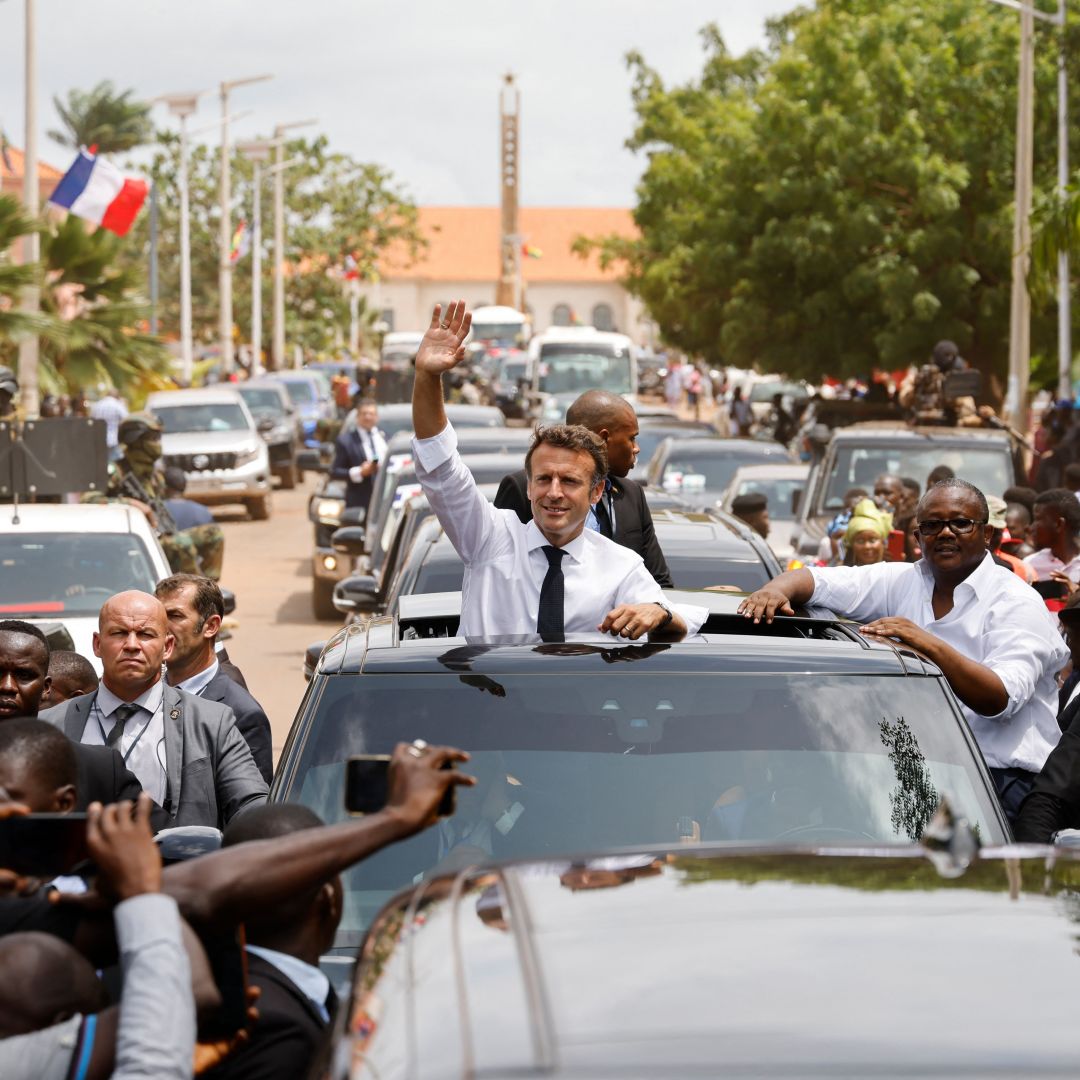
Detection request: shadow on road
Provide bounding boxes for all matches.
[277,588,335,625]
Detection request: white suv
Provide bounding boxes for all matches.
[147,387,272,520]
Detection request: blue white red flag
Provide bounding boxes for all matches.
[47,148,148,236]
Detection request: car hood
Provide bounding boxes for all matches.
[162,430,259,454]
[352,845,1080,1076]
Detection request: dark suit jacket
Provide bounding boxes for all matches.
[494,468,673,588]
[330,427,384,510]
[40,683,268,829]
[203,952,332,1080]
[201,669,273,785]
[1014,699,1080,843]
[72,742,143,809]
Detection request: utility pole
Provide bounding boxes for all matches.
[17,0,39,418]
[218,74,272,375]
[270,118,317,371]
[495,73,520,310]
[1056,0,1071,400]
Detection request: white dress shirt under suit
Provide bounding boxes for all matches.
[413,422,705,639]
[80,679,168,805]
[808,554,1068,773]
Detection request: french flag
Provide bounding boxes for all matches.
[48,148,148,237]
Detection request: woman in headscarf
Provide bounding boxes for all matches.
[843,498,892,566]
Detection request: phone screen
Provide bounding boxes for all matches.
[0,814,90,877]
[201,926,250,1040]
[345,756,456,818]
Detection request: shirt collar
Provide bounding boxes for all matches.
[97,676,164,718]
[524,519,587,564]
[915,550,998,598]
[176,658,219,697]
[246,945,330,1017]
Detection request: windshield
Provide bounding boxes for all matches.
[238,388,286,415]
[286,669,1003,946]
[281,380,317,406]
[660,449,783,494]
[667,557,770,592]
[497,359,527,382]
[154,403,249,433]
[731,476,805,518]
[0,533,159,617]
[474,322,524,341]
[821,443,1013,511]
[538,345,632,395]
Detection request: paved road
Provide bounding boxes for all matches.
[213,475,342,764]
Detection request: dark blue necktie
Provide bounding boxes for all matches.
[536,545,566,642]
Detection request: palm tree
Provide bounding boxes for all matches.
[1029,181,1080,302]
[0,194,53,352]
[48,81,152,154]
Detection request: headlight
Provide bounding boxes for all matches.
[236,445,261,465]
[322,554,338,571]
[317,499,342,520]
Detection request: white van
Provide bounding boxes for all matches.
[469,305,530,346]
[528,327,639,421]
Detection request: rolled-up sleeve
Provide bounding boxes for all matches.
[412,423,502,566]
[807,562,904,622]
[113,893,194,1080]
[613,562,708,636]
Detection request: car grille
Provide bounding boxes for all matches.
[165,451,238,473]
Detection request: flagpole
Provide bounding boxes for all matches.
[18,0,39,418]
[251,159,262,374]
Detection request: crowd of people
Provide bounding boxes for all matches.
[6,304,1080,1074]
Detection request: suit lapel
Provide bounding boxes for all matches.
[200,672,226,704]
[64,692,95,741]
[1060,693,1080,734]
[162,683,184,816]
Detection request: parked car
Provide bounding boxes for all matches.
[529,327,640,422]
[337,402,505,442]
[652,508,782,590]
[0,502,171,671]
[721,462,810,565]
[274,370,335,447]
[793,424,1025,558]
[236,379,302,489]
[490,352,533,419]
[336,842,1079,1078]
[276,593,1008,988]
[629,419,718,481]
[147,387,272,520]
[646,436,792,510]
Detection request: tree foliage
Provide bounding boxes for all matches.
[123,133,423,361]
[48,80,153,154]
[583,1,1080,383]
[0,195,46,346]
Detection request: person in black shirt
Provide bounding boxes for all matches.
[494,389,673,587]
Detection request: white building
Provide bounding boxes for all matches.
[363,206,652,343]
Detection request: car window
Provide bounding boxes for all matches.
[286,670,1003,945]
[733,477,805,517]
[413,560,465,595]
[821,444,1012,511]
[662,449,781,493]
[154,404,249,433]
[667,556,770,592]
[0,533,160,616]
[282,380,317,405]
[537,347,633,395]
[238,388,285,414]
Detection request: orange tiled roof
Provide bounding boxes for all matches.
[379,206,636,284]
[0,145,64,182]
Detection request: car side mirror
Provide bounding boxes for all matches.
[340,506,365,527]
[220,588,237,616]
[304,639,327,682]
[331,525,367,556]
[333,575,380,614]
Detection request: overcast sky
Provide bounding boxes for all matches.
[0,0,799,206]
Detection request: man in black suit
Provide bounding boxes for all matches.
[1015,594,1080,842]
[330,397,387,513]
[155,575,273,784]
[494,389,673,587]
[204,804,341,1079]
[0,621,144,811]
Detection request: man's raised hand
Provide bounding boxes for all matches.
[416,301,472,376]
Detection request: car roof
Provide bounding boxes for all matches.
[726,463,810,480]
[147,387,243,406]
[651,508,777,562]
[659,437,790,456]
[831,424,1013,444]
[349,846,1080,1075]
[0,502,149,534]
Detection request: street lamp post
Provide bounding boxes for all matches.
[238,141,274,375]
[270,118,317,371]
[17,0,39,418]
[218,74,272,376]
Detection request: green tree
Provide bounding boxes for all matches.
[48,81,152,154]
[583,1,1080,386]
[0,195,44,347]
[37,214,170,401]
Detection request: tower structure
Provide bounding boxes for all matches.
[495,73,521,309]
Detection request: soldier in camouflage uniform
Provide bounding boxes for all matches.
[85,413,225,580]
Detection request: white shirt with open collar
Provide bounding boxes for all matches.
[412,422,705,639]
[808,553,1067,772]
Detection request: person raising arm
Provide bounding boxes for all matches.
[411,301,703,642]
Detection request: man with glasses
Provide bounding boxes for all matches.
[739,477,1068,824]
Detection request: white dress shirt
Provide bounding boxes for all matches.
[175,657,219,697]
[413,422,705,639]
[82,679,168,805]
[348,426,388,483]
[246,945,331,1022]
[1022,547,1080,583]
[808,554,1067,772]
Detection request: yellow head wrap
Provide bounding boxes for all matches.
[845,498,893,545]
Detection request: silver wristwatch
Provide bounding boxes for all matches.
[654,601,674,629]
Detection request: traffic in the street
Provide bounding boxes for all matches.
[3,1,1080,1077]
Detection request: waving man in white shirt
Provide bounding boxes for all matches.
[411,301,704,642]
[739,476,1067,825]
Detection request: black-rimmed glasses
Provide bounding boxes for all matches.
[915,518,988,536]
